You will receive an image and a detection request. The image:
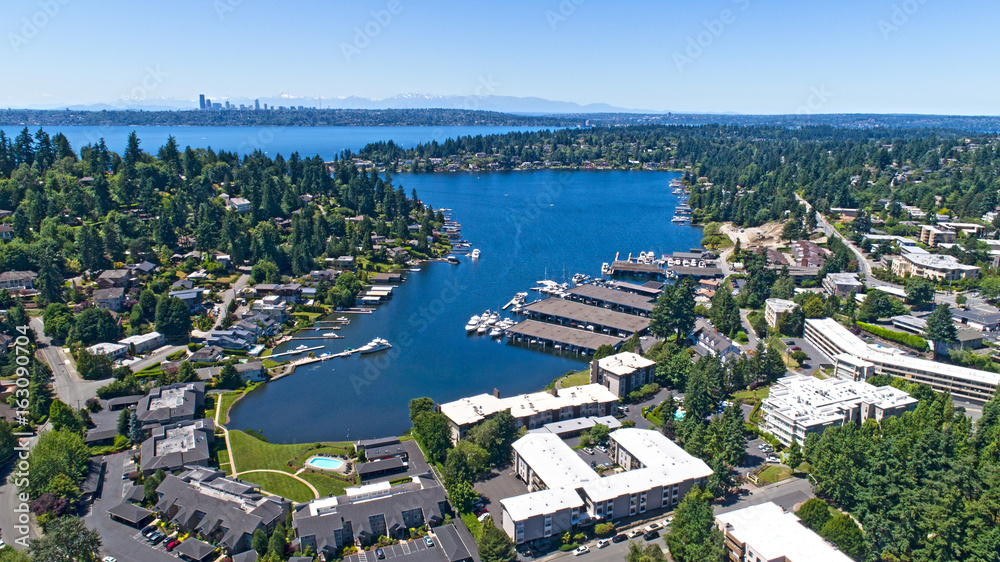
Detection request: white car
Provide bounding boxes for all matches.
[766,456,780,463]
[628,528,643,538]
[596,539,611,549]
[573,545,589,556]
[102,557,117,562]
[644,522,662,533]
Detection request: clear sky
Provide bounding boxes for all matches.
[3,0,998,114]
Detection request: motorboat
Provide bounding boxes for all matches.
[465,320,479,332]
[295,344,308,350]
[470,249,480,259]
[322,332,337,337]
[447,256,460,264]
[672,216,689,223]
[359,338,391,354]
[477,324,489,334]
[490,327,503,338]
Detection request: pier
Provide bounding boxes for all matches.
[565,284,655,315]
[290,335,345,340]
[268,345,325,359]
[506,320,625,354]
[522,298,650,336]
[607,260,668,278]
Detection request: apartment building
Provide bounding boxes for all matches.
[716,502,852,562]
[764,298,798,328]
[589,352,656,398]
[891,253,979,281]
[919,224,957,247]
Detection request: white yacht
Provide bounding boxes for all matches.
[359,338,391,354]
[470,249,481,259]
[672,216,689,223]
[465,320,479,332]
[489,327,503,338]
[477,324,489,334]
[295,344,308,350]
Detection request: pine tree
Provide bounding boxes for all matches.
[478,518,516,562]
[665,486,725,562]
[128,411,144,443]
[925,303,958,356]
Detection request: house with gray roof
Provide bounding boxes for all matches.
[135,382,205,429]
[692,319,740,360]
[155,466,290,555]
[292,472,451,558]
[93,287,126,312]
[0,270,36,290]
[96,269,136,289]
[188,345,225,363]
[140,419,215,474]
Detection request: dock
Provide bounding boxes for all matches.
[607,260,668,278]
[290,335,345,340]
[564,284,655,315]
[522,298,650,336]
[268,345,325,359]
[506,320,625,354]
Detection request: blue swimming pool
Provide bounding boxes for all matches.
[306,456,345,470]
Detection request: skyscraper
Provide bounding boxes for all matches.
[205,97,212,110]
[254,99,260,110]
[199,94,205,110]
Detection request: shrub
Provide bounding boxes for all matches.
[85,398,102,413]
[594,523,615,537]
[855,322,928,351]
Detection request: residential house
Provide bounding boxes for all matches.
[155,466,289,555]
[188,345,225,363]
[96,269,135,289]
[118,331,165,355]
[692,319,740,360]
[0,224,12,241]
[93,287,126,312]
[0,271,37,290]
[139,419,215,474]
[227,197,252,213]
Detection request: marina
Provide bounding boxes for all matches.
[521,298,651,337]
[506,319,626,354]
[564,284,655,315]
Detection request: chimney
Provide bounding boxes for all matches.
[493,388,501,399]
[551,387,558,397]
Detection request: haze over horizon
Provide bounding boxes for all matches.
[4,0,999,115]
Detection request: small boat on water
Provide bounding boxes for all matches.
[295,344,308,350]
[477,324,489,334]
[447,256,460,264]
[470,249,481,259]
[465,320,479,332]
[337,316,349,322]
[490,327,503,338]
[359,338,392,354]
[672,216,689,223]
[322,332,337,337]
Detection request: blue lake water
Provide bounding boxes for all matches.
[0,125,552,161]
[228,170,702,443]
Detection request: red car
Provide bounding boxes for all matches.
[474,506,489,516]
[165,540,181,552]
[789,346,801,351]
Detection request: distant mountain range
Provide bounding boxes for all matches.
[17,93,661,114]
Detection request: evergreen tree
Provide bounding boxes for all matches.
[128,411,144,443]
[925,303,958,356]
[665,486,725,562]
[478,518,516,562]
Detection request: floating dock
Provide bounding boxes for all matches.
[268,345,325,359]
[564,284,655,315]
[606,260,668,278]
[521,298,650,336]
[289,335,345,340]
[506,320,625,354]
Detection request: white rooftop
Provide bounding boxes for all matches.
[716,502,852,562]
[609,428,713,481]
[596,352,655,376]
[824,272,862,285]
[119,331,163,345]
[764,375,917,428]
[900,253,980,271]
[86,342,126,355]
[765,298,798,313]
[512,433,600,489]
[440,384,618,427]
[500,487,584,521]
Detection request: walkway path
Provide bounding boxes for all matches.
[213,393,321,500]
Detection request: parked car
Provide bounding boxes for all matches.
[628,528,643,538]
[767,456,780,463]
[166,540,181,552]
[141,525,157,535]
[102,557,117,562]
[425,536,435,547]
[573,545,589,556]
[474,506,489,516]
[583,447,594,455]
[150,534,167,546]
[645,522,661,533]
[597,539,611,549]
[590,461,597,468]
[643,530,660,541]
[376,548,386,560]
[612,534,628,543]
[477,512,492,522]
[786,340,795,345]
[790,346,801,351]
[145,531,161,541]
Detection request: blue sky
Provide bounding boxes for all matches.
[3,0,998,114]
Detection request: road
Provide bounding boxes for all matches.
[30,318,104,409]
[127,344,188,373]
[214,274,250,329]
[0,432,40,550]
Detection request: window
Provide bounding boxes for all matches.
[515,522,524,543]
[543,514,552,537]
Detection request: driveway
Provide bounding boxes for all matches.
[30,318,105,409]
[128,345,188,373]
[83,451,177,562]
[214,274,250,329]
[0,433,40,549]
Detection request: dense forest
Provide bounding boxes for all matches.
[0,108,578,128]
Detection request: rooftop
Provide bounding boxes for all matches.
[512,433,601,489]
[716,502,852,562]
[523,299,650,333]
[899,253,980,271]
[765,298,798,313]
[500,487,584,521]
[565,285,654,312]
[506,320,625,351]
[595,352,655,376]
[764,375,917,428]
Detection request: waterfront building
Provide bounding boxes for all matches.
[716,502,853,562]
[589,351,656,398]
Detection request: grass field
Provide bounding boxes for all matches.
[559,372,591,387]
[227,430,357,500]
[300,471,355,498]
[757,465,792,485]
[239,471,314,503]
[733,386,770,404]
[228,430,317,473]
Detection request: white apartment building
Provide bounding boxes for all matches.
[716,502,853,562]
[805,317,1000,403]
[764,298,798,328]
[891,253,979,281]
[761,375,917,446]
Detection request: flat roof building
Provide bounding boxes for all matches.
[762,375,917,446]
[522,298,651,337]
[823,272,863,297]
[919,224,957,247]
[589,351,656,398]
[891,253,979,281]
[564,285,654,315]
[513,433,601,492]
[764,298,798,328]
[716,502,853,562]
[118,331,165,355]
[136,382,206,428]
[805,317,1000,403]
[439,384,618,443]
[140,419,215,474]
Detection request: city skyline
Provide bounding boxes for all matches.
[3,0,999,115]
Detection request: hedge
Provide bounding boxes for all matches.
[856,322,928,351]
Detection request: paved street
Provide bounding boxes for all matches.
[0,433,40,549]
[214,273,251,329]
[128,344,188,373]
[30,318,104,409]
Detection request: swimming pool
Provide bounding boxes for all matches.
[306,456,345,471]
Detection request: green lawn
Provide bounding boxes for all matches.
[757,465,792,485]
[559,372,591,387]
[300,471,356,498]
[239,471,314,503]
[733,386,770,403]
